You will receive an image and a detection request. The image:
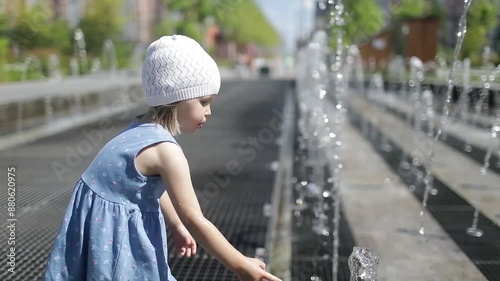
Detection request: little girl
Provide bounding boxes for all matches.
[43,35,281,281]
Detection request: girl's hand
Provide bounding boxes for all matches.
[235,257,282,281]
[171,224,197,257]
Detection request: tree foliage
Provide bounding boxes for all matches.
[391,0,426,19]
[216,0,279,47]
[328,0,384,46]
[159,0,279,47]
[345,0,384,44]
[79,0,125,54]
[160,0,219,42]
[461,0,498,59]
[0,4,71,52]
[391,0,444,20]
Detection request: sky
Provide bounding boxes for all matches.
[254,0,316,53]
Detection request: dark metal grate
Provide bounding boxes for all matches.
[0,80,289,281]
[349,108,500,281]
[290,92,356,281]
[291,257,351,281]
[368,97,500,176]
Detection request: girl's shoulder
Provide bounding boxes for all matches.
[118,121,177,143]
[96,121,179,156]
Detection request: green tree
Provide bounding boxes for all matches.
[345,0,384,44]
[461,0,498,59]
[160,0,218,42]
[391,0,426,19]
[79,0,125,54]
[8,4,54,49]
[0,38,8,81]
[391,0,445,20]
[328,0,384,46]
[158,0,279,48]
[216,0,279,47]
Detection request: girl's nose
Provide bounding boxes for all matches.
[205,105,211,116]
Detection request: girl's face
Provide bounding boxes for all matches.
[176,95,215,133]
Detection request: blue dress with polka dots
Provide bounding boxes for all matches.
[43,122,179,281]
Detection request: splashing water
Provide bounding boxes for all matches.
[418,0,473,236]
[458,58,472,151]
[329,1,346,280]
[435,0,473,142]
[466,66,500,237]
[466,125,498,237]
[21,55,44,81]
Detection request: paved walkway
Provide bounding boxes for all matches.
[348,94,500,280]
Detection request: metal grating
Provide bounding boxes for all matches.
[369,97,500,175]
[349,109,500,281]
[290,93,356,281]
[0,80,288,281]
[292,257,351,281]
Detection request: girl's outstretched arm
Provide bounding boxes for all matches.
[160,192,197,257]
[160,191,183,227]
[153,142,281,281]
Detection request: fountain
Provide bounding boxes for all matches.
[90,58,102,74]
[292,0,498,279]
[465,64,500,237]
[21,55,44,81]
[417,0,473,237]
[102,39,118,74]
[348,247,379,281]
[47,54,62,82]
[73,28,88,75]
[130,43,145,71]
[70,57,79,77]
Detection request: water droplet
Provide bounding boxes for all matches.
[311,70,320,79]
[480,167,487,175]
[464,144,472,152]
[419,226,425,235]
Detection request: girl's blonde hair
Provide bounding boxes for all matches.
[147,103,181,135]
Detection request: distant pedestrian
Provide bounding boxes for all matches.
[43,34,282,281]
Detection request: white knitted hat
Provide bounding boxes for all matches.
[142,35,221,106]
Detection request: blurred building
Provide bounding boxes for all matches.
[359,16,441,68]
[123,0,164,45]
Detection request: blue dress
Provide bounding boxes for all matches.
[43,122,178,281]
